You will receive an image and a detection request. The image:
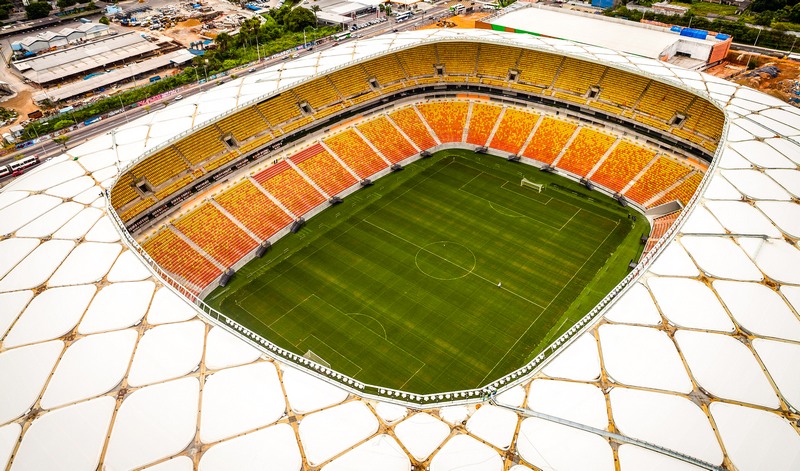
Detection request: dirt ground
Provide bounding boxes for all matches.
[0,89,40,136]
[419,11,491,29]
[705,50,800,105]
[165,19,205,47]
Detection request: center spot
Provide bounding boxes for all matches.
[415,241,477,280]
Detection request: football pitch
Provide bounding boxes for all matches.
[206,150,649,393]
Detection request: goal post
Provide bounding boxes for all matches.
[521,178,544,193]
[303,350,331,369]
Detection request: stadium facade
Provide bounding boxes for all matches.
[0,28,798,470]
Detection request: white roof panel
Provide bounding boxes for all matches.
[298,401,379,466]
[40,329,137,409]
[198,423,301,471]
[394,413,450,462]
[3,284,96,348]
[676,330,779,408]
[199,362,286,444]
[103,377,199,470]
[128,320,205,387]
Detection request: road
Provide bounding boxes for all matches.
[0,4,456,169]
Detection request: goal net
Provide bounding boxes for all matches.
[521,178,544,193]
[303,350,331,369]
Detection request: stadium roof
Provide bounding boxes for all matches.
[485,4,718,60]
[1,28,799,471]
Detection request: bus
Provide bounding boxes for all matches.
[0,155,39,180]
[395,11,413,22]
[333,32,351,42]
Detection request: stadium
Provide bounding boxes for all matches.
[0,27,798,471]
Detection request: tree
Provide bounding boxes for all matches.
[53,135,70,150]
[214,32,233,52]
[310,4,321,25]
[284,6,315,32]
[25,1,52,19]
[754,10,774,26]
[99,15,110,25]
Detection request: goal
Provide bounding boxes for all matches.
[303,350,331,369]
[521,178,544,193]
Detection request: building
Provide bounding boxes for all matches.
[652,1,690,16]
[11,23,111,54]
[477,3,732,69]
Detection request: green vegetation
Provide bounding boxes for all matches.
[0,0,12,20]
[672,1,739,17]
[202,9,336,74]
[25,1,52,19]
[206,150,648,393]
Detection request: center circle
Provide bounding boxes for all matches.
[415,241,477,280]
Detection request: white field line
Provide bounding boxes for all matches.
[477,219,620,386]
[361,218,546,309]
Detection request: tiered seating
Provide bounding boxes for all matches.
[554,58,606,95]
[257,93,302,127]
[130,146,189,187]
[237,133,274,155]
[643,211,681,255]
[466,103,502,146]
[173,202,258,267]
[488,108,539,153]
[216,106,268,142]
[214,180,293,240]
[362,55,407,85]
[330,65,371,98]
[205,151,240,173]
[357,116,417,163]
[523,117,577,164]
[652,172,703,207]
[636,81,694,121]
[389,107,437,150]
[476,44,520,78]
[556,128,616,177]
[590,141,656,193]
[397,45,438,77]
[323,130,388,178]
[293,77,341,110]
[155,174,194,200]
[624,156,692,205]
[312,104,344,121]
[598,68,649,108]
[120,197,155,222]
[291,144,357,195]
[111,173,139,209]
[437,42,478,75]
[682,99,724,141]
[253,161,326,216]
[282,116,314,134]
[517,50,562,87]
[174,126,225,165]
[416,102,469,144]
[142,228,221,292]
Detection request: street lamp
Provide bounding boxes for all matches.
[203,59,209,83]
[303,26,317,49]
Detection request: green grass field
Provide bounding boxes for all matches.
[206,150,649,393]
